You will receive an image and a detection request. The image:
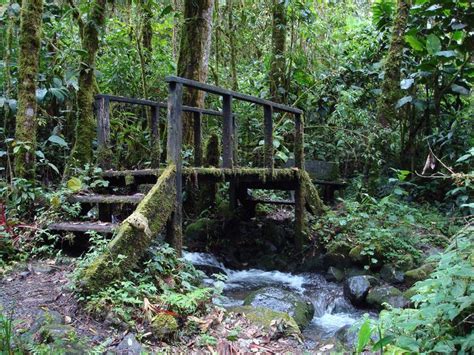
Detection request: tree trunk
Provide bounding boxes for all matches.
[227,0,238,91]
[69,0,107,167]
[269,0,287,103]
[14,0,43,179]
[177,0,214,144]
[376,0,411,128]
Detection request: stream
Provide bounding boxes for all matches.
[183,251,375,348]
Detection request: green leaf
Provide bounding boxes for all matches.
[451,84,470,95]
[397,336,420,352]
[426,34,441,55]
[67,177,82,192]
[405,35,424,51]
[436,50,456,58]
[396,96,412,109]
[356,318,371,353]
[400,78,414,90]
[372,335,395,351]
[48,135,68,147]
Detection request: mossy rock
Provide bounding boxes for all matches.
[348,245,368,264]
[403,286,418,301]
[405,263,435,286]
[395,254,415,271]
[243,287,314,329]
[184,218,221,247]
[151,313,178,340]
[228,306,301,337]
[366,285,408,310]
[326,266,344,282]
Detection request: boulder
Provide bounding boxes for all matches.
[380,264,405,284]
[366,285,408,310]
[343,276,379,306]
[334,324,358,349]
[326,266,344,282]
[229,306,301,337]
[151,313,178,340]
[405,263,435,285]
[116,333,143,354]
[243,287,314,329]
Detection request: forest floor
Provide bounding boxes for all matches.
[1,260,311,353]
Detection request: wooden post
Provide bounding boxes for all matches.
[96,96,111,169]
[264,105,274,169]
[222,94,233,169]
[150,105,160,168]
[233,114,239,166]
[166,81,183,256]
[294,113,305,252]
[193,111,202,166]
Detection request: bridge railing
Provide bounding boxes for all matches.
[164,76,304,171]
[95,94,224,169]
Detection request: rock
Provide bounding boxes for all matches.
[116,333,143,354]
[326,266,344,282]
[104,311,128,330]
[194,264,227,277]
[39,324,76,343]
[380,264,405,284]
[31,263,55,274]
[228,306,301,337]
[395,254,414,271]
[243,287,315,329]
[324,241,352,268]
[366,285,408,310]
[403,286,418,301]
[335,324,358,349]
[405,263,435,285]
[344,267,370,278]
[19,271,31,279]
[184,218,220,248]
[26,310,63,335]
[348,245,368,264]
[298,254,325,272]
[343,276,379,306]
[151,313,178,340]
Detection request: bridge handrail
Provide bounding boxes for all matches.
[165,76,303,115]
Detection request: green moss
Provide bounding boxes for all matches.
[151,313,178,340]
[204,133,220,167]
[14,0,44,179]
[229,306,301,337]
[79,164,177,295]
[299,170,325,215]
[405,263,435,286]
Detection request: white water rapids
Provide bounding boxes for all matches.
[183,251,367,343]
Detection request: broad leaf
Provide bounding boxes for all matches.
[396,96,412,109]
[356,318,371,353]
[426,34,441,55]
[400,78,414,90]
[67,177,82,192]
[405,35,424,51]
[48,135,68,147]
[451,84,470,95]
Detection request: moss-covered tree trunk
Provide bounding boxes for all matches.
[177,0,214,144]
[376,0,411,128]
[14,0,43,179]
[69,0,107,167]
[79,165,177,295]
[269,0,287,103]
[227,0,238,91]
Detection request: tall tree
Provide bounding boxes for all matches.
[177,0,214,144]
[226,0,238,91]
[68,0,107,167]
[269,0,287,103]
[14,0,43,179]
[376,0,411,128]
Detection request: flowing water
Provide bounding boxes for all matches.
[183,251,371,346]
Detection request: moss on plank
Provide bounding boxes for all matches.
[78,164,177,295]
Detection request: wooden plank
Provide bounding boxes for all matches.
[193,111,202,166]
[48,221,117,234]
[222,94,233,168]
[151,105,160,168]
[233,114,239,166]
[252,198,294,205]
[165,76,303,115]
[294,113,304,169]
[166,81,183,256]
[69,194,144,204]
[264,105,274,169]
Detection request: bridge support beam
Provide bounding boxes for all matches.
[166,81,184,256]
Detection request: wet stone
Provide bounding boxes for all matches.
[326,267,344,282]
[343,275,379,306]
[116,333,143,354]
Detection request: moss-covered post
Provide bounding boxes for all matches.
[269,0,287,103]
[14,0,43,179]
[199,133,220,211]
[69,0,107,167]
[166,80,184,256]
[294,112,305,252]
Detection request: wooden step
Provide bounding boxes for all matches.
[48,221,118,234]
[69,193,144,204]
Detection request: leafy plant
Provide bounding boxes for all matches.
[379,225,474,353]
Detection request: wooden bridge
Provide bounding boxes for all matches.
[50,76,324,263]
